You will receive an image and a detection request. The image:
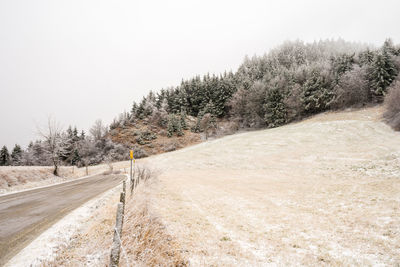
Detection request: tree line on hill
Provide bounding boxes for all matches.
[110,38,400,134]
[2,38,400,171]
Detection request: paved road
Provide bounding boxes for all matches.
[0,174,124,266]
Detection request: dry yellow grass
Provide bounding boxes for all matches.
[120,180,188,267]
[110,119,202,157]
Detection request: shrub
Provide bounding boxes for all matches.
[383,81,400,131]
[136,130,157,145]
[162,141,178,152]
[167,114,184,137]
[132,145,148,158]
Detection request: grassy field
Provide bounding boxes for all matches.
[136,106,400,265]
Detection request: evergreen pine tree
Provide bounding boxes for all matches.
[11,144,22,165]
[131,102,139,118]
[331,53,355,82]
[192,115,202,133]
[180,110,188,130]
[63,126,74,162]
[264,88,287,128]
[358,49,375,66]
[369,51,398,99]
[176,118,184,136]
[192,105,207,133]
[302,71,334,114]
[0,146,10,166]
[136,98,146,119]
[203,100,217,115]
[71,149,81,166]
[80,130,86,140]
[166,114,175,137]
[155,89,167,109]
[382,38,397,55]
[73,127,79,142]
[166,114,184,137]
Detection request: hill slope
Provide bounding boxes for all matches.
[137,105,400,265]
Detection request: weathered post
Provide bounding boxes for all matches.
[110,202,124,267]
[120,192,125,211]
[129,150,134,190]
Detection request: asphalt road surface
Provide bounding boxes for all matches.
[0,174,124,266]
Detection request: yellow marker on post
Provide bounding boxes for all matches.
[130,149,134,190]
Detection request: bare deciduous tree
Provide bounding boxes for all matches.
[37,117,67,176]
[200,113,217,140]
[90,119,107,141]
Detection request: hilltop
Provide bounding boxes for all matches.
[1,38,400,176]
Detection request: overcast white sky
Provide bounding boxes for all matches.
[1,0,400,149]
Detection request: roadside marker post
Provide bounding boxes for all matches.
[130,150,134,189]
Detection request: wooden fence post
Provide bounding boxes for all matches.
[120,192,125,213]
[110,202,124,267]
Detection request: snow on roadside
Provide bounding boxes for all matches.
[5,180,124,267]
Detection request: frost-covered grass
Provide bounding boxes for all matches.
[120,179,188,266]
[34,172,187,267]
[0,161,131,194]
[138,105,400,265]
[6,105,400,266]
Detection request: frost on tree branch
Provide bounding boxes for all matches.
[37,117,68,176]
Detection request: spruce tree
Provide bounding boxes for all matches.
[203,100,217,116]
[80,130,86,140]
[382,38,397,55]
[11,144,22,165]
[63,126,75,162]
[264,88,287,128]
[71,149,81,166]
[131,102,139,118]
[369,51,397,99]
[136,98,146,119]
[331,54,355,82]
[167,116,174,137]
[166,114,184,137]
[180,110,188,130]
[73,127,79,142]
[302,71,334,114]
[175,118,184,136]
[0,146,10,166]
[358,49,375,66]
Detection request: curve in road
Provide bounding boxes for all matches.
[0,173,124,266]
